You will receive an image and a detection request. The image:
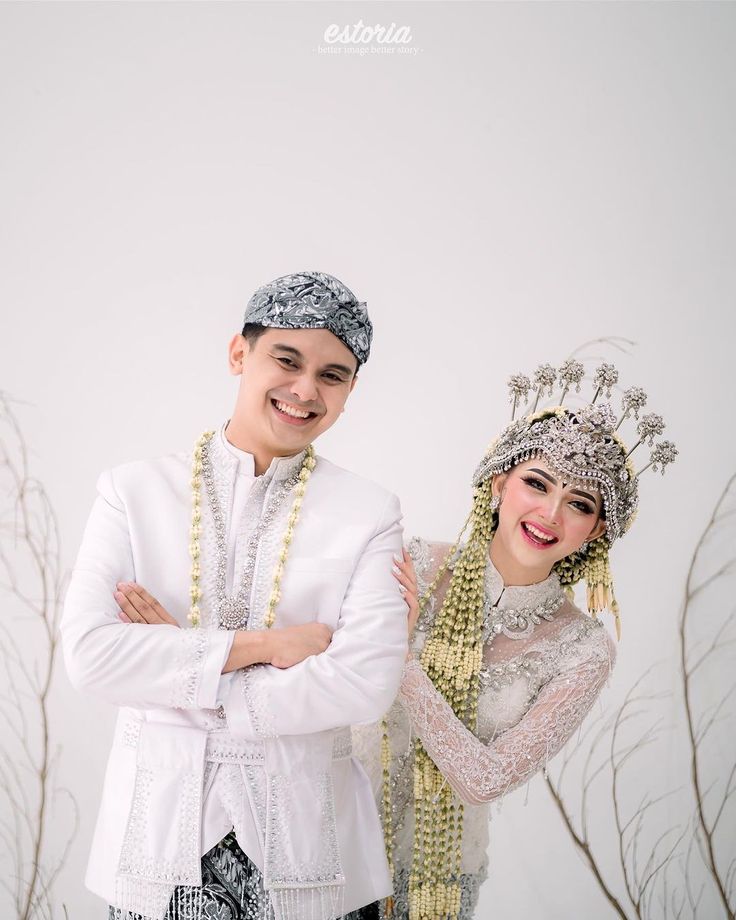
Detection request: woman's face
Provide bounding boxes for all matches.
[492,458,607,576]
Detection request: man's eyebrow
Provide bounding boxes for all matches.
[272,344,354,377]
[322,362,355,377]
[272,344,303,358]
[528,468,597,504]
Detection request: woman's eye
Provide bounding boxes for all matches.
[570,501,594,515]
[523,477,546,492]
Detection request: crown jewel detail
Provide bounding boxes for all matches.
[473,362,677,543]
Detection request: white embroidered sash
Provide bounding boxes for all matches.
[112,722,349,920]
[115,722,206,918]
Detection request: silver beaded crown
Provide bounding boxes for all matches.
[471,360,678,543]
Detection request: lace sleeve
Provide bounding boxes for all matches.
[398,626,615,805]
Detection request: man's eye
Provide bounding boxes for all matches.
[522,477,546,492]
[277,356,297,368]
[323,373,343,383]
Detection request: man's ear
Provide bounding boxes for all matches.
[228,334,247,375]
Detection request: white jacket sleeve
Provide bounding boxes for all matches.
[223,493,408,739]
[61,470,234,710]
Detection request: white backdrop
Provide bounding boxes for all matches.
[1,2,734,918]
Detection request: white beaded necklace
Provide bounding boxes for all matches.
[188,430,316,629]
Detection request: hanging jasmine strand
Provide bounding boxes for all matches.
[263,445,316,628]
[187,430,316,629]
[188,430,213,627]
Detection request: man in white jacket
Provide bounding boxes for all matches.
[61,271,408,920]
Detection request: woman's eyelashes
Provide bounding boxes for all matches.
[570,500,595,516]
[521,476,595,515]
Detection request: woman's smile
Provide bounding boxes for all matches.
[520,520,560,548]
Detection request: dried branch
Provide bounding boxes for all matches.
[0,393,77,919]
[680,473,736,920]
[545,472,736,919]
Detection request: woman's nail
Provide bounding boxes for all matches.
[392,565,401,576]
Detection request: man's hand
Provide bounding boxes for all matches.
[114,585,333,671]
[114,583,181,627]
[267,623,334,669]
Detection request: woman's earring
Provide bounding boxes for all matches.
[490,495,501,512]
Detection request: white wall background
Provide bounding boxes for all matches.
[1,2,734,918]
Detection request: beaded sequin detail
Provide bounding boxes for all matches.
[481,563,564,642]
[200,436,304,629]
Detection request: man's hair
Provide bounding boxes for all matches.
[241,323,268,346]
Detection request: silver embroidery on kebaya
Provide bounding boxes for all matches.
[481,561,564,642]
[358,539,616,920]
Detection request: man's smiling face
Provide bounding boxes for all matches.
[228,327,358,464]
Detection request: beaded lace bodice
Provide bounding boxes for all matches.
[352,538,615,917]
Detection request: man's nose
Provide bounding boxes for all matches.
[289,373,318,404]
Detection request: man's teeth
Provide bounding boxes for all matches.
[275,401,311,419]
[525,523,556,543]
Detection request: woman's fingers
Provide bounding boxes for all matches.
[393,557,418,595]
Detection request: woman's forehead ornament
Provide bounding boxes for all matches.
[473,362,677,543]
[243,270,373,365]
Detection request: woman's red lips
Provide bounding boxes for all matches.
[520,521,559,548]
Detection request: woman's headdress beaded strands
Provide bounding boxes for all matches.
[187,430,317,630]
[380,510,474,920]
[406,484,496,920]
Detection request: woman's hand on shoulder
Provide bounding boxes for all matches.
[393,548,419,653]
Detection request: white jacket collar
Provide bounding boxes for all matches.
[210,422,308,485]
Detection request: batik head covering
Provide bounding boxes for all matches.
[243,271,373,365]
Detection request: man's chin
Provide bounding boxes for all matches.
[268,419,328,453]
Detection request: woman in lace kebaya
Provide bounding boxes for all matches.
[353,361,677,920]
